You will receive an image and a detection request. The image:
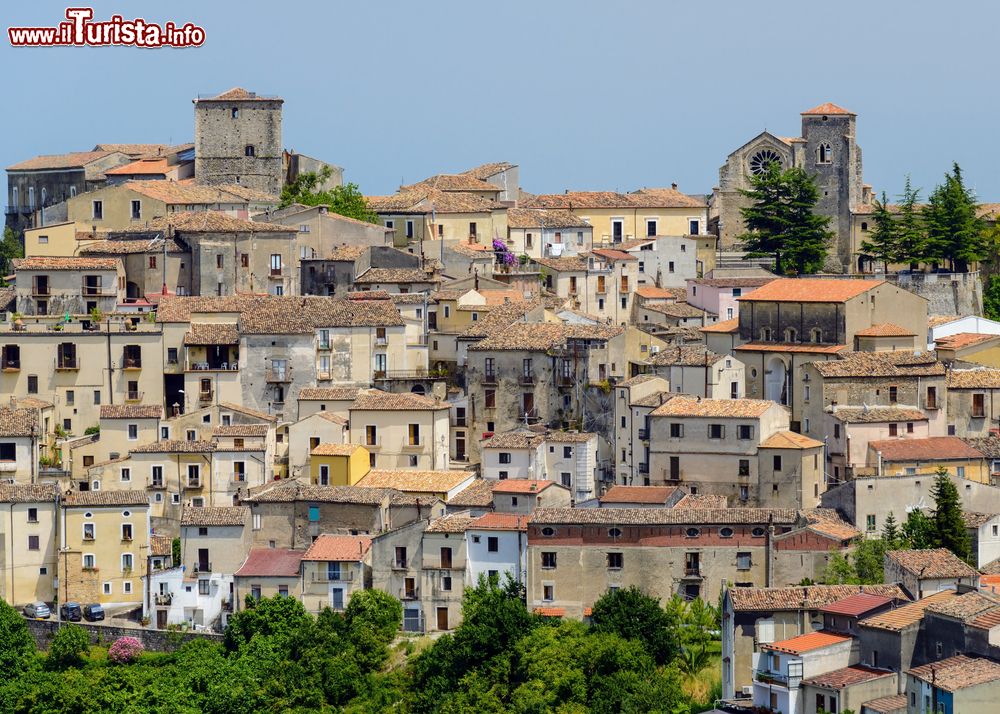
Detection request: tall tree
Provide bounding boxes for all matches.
[930,467,972,561]
[894,176,926,270]
[739,163,833,274]
[882,511,902,548]
[859,192,898,272]
[0,228,23,281]
[902,508,935,549]
[924,163,986,272]
[279,167,379,224]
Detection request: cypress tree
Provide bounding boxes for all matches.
[859,192,898,272]
[930,467,972,562]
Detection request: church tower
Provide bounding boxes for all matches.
[193,87,283,195]
[800,103,862,271]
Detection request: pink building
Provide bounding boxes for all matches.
[686,276,775,321]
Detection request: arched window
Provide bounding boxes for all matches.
[860,221,868,231]
[818,143,832,164]
[784,328,797,343]
[231,107,239,119]
[812,328,823,343]
[11,187,17,209]
[760,327,772,341]
[70,186,77,198]
[27,187,34,210]
[40,188,47,205]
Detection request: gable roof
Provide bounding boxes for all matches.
[948,368,1000,389]
[8,151,120,171]
[311,443,364,456]
[650,397,774,419]
[350,388,448,411]
[832,407,928,424]
[907,655,1000,692]
[760,431,824,450]
[100,405,163,420]
[355,469,473,493]
[13,257,120,271]
[801,665,893,690]
[801,102,854,116]
[181,506,247,527]
[737,278,881,303]
[765,630,851,655]
[302,534,372,561]
[491,479,556,494]
[599,485,681,505]
[855,323,916,337]
[0,407,38,437]
[868,436,983,462]
[819,592,894,617]
[811,350,944,378]
[859,589,957,631]
[886,548,979,579]
[728,584,908,612]
[234,548,303,578]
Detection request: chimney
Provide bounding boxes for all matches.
[671,182,678,191]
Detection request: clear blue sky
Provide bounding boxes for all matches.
[4,0,999,200]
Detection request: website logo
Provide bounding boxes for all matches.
[8,7,205,48]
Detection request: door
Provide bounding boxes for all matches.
[522,392,534,419]
[440,547,452,569]
[436,607,449,631]
[330,588,344,610]
[156,610,168,629]
[197,548,209,572]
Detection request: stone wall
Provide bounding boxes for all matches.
[26,618,222,652]
[891,270,983,317]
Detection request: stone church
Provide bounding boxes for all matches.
[709,103,872,272]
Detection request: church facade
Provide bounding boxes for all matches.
[709,103,872,272]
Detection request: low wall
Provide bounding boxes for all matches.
[26,619,223,652]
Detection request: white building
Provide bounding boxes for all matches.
[480,429,601,502]
[465,513,528,585]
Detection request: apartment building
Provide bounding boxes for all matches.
[12,256,125,317]
[534,250,638,324]
[613,374,671,486]
[480,429,601,502]
[300,534,372,613]
[648,344,745,399]
[348,389,450,471]
[233,548,305,608]
[946,368,1000,438]
[646,397,824,508]
[865,437,988,483]
[0,483,59,607]
[0,407,42,483]
[505,207,591,259]
[687,276,776,322]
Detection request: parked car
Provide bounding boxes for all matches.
[60,602,82,622]
[83,604,104,622]
[22,602,50,619]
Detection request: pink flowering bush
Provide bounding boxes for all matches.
[108,636,144,664]
[492,238,517,266]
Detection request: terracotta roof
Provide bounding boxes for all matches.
[214,184,278,203]
[928,315,961,328]
[316,412,348,425]
[643,302,706,319]
[635,286,681,300]
[181,506,248,527]
[8,151,119,171]
[354,267,435,285]
[700,317,740,334]
[0,484,57,503]
[491,479,555,494]
[302,534,372,561]
[869,436,984,462]
[590,248,637,262]
[799,514,862,542]
[219,402,278,423]
[63,490,149,507]
[728,584,908,612]
[150,534,173,557]
[459,299,540,339]
[80,236,188,256]
[131,439,215,453]
[234,548,304,578]
[963,511,997,528]
[482,431,546,449]
[183,323,239,346]
[105,158,174,176]
[298,387,360,401]
[673,494,729,509]
[820,593,894,617]
[403,174,500,193]
[812,351,945,378]
[926,590,1000,622]
[368,187,500,214]
[760,431,824,450]
[859,590,957,631]
[832,407,928,424]
[907,655,1000,692]
[737,278,881,303]
[506,207,588,229]
[426,514,478,533]
[617,374,664,388]
[530,255,590,272]
[0,407,38,437]
[766,630,851,655]
[350,389,448,411]
[468,322,623,351]
[600,485,681,505]
[969,607,1000,630]
[99,404,163,420]
[530,507,803,526]
[460,162,514,180]
[13,257,120,271]
[355,469,473,493]
[93,143,171,157]
[801,665,893,690]
[311,443,364,456]
[525,188,705,210]
[157,295,403,332]
[855,323,916,337]
[861,694,907,713]
[649,345,720,367]
[936,332,1000,350]
[650,397,774,419]
[690,277,777,289]
[243,481,416,505]
[948,368,1000,389]
[735,341,848,354]
[886,548,979,579]
[446,479,495,507]
[212,424,268,438]
[801,102,855,116]
[200,87,279,102]
[117,208,289,232]
[471,513,530,531]
[533,607,566,617]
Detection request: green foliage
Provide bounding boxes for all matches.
[223,594,311,653]
[930,467,972,561]
[894,176,926,269]
[0,228,23,280]
[923,163,986,272]
[279,166,378,223]
[0,600,37,676]
[822,549,859,584]
[591,586,681,664]
[172,537,181,567]
[48,625,90,670]
[984,274,1000,321]
[83,425,100,436]
[859,192,898,271]
[882,511,903,548]
[738,163,833,274]
[903,508,936,549]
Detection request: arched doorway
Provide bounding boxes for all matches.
[410,384,426,395]
[765,357,788,405]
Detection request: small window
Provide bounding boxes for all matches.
[541,552,557,568]
[670,423,683,438]
[751,527,765,537]
[541,527,555,537]
[245,145,255,157]
[737,425,753,440]
[866,514,876,532]
[708,424,724,439]
[720,527,734,538]
[608,528,622,538]
[498,452,511,464]
[607,552,623,569]
[685,528,700,538]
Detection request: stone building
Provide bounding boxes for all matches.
[946,368,1000,438]
[711,102,867,271]
[613,374,671,487]
[884,549,980,600]
[193,88,284,195]
[12,256,124,317]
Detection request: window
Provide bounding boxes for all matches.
[269,254,282,275]
[541,552,557,569]
[811,328,823,343]
[708,424,724,439]
[83,554,96,569]
[541,527,555,537]
[130,200,141,220]
[27,535,39,550]
[773,455,782,471]
[543,584,554,601]
[607,552,623,569]
[405,220,414,238]
[27,375,37,394]
[889,423,898,437]
[738,459,750,477]
[127,423,139,441]
[408,423,420,446]
[974,393,986,417]
[365,425,378,446]
[720,527,734,538]
[394,547,407,569]
[498,452,511,465]
[866,514,876,532]
[817,142,832,164]
[668,261,675,273]
[122,553,134,571]
[484,389,496,409]
[889,386,898,404]
[120,467,131,482]
[309,505,320,522]
[244,144,255,157]
[670,423,683,438]
[737,425,753,440]
[92,200,103,219]
[241,253,249,268]
[685,528,700,538]
[487,536,498,552]
[563,446,572,458]
[66,390,74,405]
[646,219,657,236]
[736,552,752,570]
[689,219,699,235]
[561,472,571,487]
[121,523,133,541]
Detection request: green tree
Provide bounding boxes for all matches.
[902,508,935,549]
[279,166,378,223]
[882,511,903,548]
[0,228,23,280]
[171,537,181,567]
[924,163,986,272]
[822,550,859,584]
[48,624,90,669]
[853,538,888,584]
[984,274,1000,321]
[0,600,36,676]
[930,467,972,561]
[590,586,681,665]
[894,176,926,270]
[739,163,833,274]
[859,192,898,272]
[345,588,402,644]
[223,594,311,653]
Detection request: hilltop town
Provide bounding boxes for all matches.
[3,89,1000,713]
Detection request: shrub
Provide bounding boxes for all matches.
[108,636,144,664]
[49,624,90,669]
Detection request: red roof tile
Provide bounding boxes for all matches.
[600,485,681,504]
[472,513,530,531]
[533,607,566,617]
[801,102,855,116]
[801,665,893,689]
[868,436,984,462]
[820,593,894,617]
[491,479,555,494]
[234,548,303,577]
[766,630,851,655]
[737,278,880,303]
[301,535,371,562]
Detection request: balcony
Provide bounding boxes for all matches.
[56,358,79,371]
[187,478,202,489]
[683,566,703,579]
[266,367,293,383]
[452,416,467,428]
[482,371,498,385]
[557,374,574,387]
[519,371,536,385]
[753,669,798,688]
[193,561,212,573]
[186,361,239,371]
[31,288,50,297]
[149,479,165,490]
[269,267,284,278]
[375,336,388,346]
[198,390,213,404]
[399,587,419,600]
[311,571,354,583]
[82,288,116,297]
[375,369,447,381]
[232,471,246,483]
[121,358,142,371]
[125,390,144,403]
[521,408,541,423]
[154,593,172,606]
[391,559,407,571]
[638,428,649,440]
[317,341,332,351]
[2,360,19,372]
[402,439,424,451]
[638,462,649,474]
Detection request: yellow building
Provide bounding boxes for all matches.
[369,186,507,248]
[310,443,370,486]
[865,436,989,484]
[60,490,150,606]
[0,484,59,607]
[23,222,108,258]
[523,187,708,244]
[934,333,1000,368]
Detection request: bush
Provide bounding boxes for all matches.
[0,600,36,675]
[48,624,89,669]
[108,636,144,664]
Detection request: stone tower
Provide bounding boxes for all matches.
[193,87,283,195]
[799,103,863,272]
